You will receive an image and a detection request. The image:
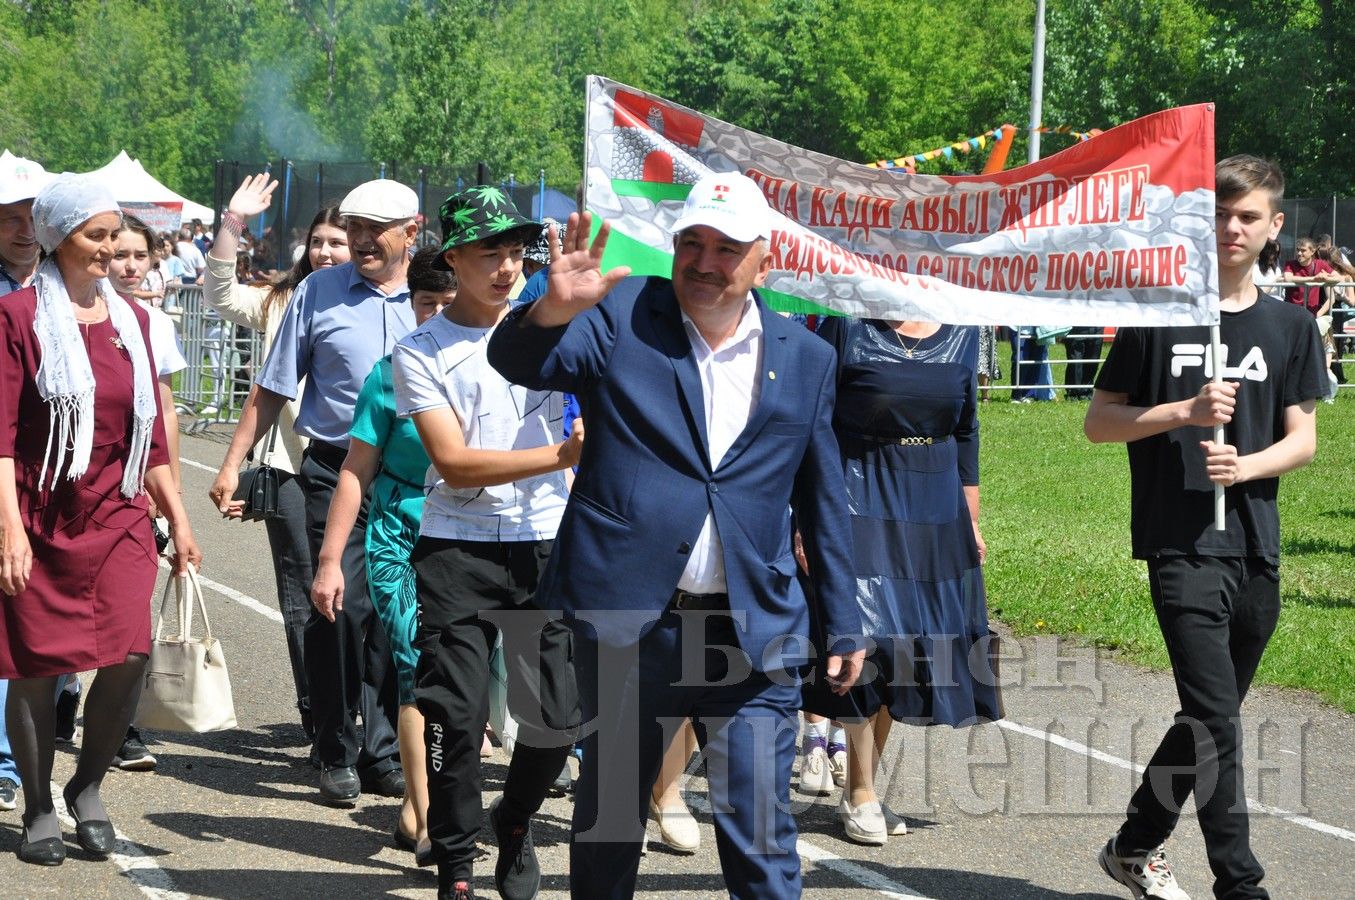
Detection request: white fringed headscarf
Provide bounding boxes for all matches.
[30,175,156,497]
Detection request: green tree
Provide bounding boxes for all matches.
[1043,0,1355,195]
[652,0,1034,174]
[368,0,660,187]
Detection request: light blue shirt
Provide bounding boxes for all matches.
[162,254,189,282]
[256,261,414,446]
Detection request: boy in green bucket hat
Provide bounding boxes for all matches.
[391,186,582,900]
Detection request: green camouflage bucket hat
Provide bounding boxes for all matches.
[437,185,543,254]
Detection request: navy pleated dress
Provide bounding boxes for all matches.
[802,317,1001,727]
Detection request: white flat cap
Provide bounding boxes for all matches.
[339,179,419,223]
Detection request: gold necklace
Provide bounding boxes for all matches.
[892,325,925,358]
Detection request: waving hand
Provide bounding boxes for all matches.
[528,212,631,328]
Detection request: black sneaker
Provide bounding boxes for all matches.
[55,687,79,744]
[112,728,157,771]
[489,797,540,900]
[0,777,17,811]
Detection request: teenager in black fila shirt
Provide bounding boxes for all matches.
[1085,155,1324,900]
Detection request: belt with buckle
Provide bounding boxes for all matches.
[842,430,943,446]
[670,590,729,611]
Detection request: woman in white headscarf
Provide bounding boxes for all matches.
[0,175,201,866]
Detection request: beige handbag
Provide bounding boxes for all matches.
[135,565,237,733]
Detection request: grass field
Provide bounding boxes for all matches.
[978,383,1355,713]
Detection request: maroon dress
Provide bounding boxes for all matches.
[0,287,169,678]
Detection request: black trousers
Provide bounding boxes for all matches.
[299,443,400,776]
[412,537,580,879]
[262,470,313,730]
[1118,556,1280,900]
[1063,333,1102,399]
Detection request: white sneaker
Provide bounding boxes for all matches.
[1098,838,1191,900]
[882,803,908,836]
[838,797,887,846]
[649,798,700,853]
[798,744,834,796]
[827,746,847,789]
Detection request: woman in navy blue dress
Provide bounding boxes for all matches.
[802,316,1001,846]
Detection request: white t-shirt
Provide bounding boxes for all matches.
[392,313,567,542]
[176,241,206,275]
[136,299,189,378]
[1252,262,1285,302]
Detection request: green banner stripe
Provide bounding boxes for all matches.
[596,226,843,318]
[610,180,693,202]
[760,289,841,317]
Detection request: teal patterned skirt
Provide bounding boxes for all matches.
[365,472,424,706]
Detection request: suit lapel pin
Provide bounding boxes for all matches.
[768,371,776,380]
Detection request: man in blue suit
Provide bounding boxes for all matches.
[488,173,865,899]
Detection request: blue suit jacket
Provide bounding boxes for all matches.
[487,276,861,671]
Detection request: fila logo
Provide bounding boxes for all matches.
[1170,343,1268,382]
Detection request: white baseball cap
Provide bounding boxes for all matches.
[670,172,772,243]
[0,154,54,205]
[339,179,419,223]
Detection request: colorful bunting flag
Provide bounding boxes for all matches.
[868,121,1100,170]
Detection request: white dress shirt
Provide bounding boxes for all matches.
[676,296,764,593]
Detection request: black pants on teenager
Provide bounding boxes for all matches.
[1063,332,1102,399]
[263,470,314,736]
[1117,555,1280,900]
[299,442,401,777]
[412,537,580,880]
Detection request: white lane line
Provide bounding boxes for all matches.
[684,792,930,898]
[796,841,930,899]
[54,786,189,900]
[179,456,218,475]
[996,719,1355,844]
[158,560,283,624]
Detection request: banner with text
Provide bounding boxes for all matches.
[120,201,184,235]
[584,76,1218,326]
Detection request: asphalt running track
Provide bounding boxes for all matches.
[4,430,1351,899]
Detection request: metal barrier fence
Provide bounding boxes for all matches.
[1007,286,1355,398]
[163,284,263,431]
[161,284,1352,421]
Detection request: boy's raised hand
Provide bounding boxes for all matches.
[529,212,631,328]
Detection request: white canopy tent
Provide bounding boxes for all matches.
[86,151,214,224]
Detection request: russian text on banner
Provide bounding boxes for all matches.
[584,75,1217,328]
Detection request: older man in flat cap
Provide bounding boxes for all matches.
[210,179,419,805]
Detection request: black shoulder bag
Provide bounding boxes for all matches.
[231,424,281,522]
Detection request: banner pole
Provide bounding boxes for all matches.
[1211,323,1225,531]
[582,76,595,215]
[1027,0,1047,164]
